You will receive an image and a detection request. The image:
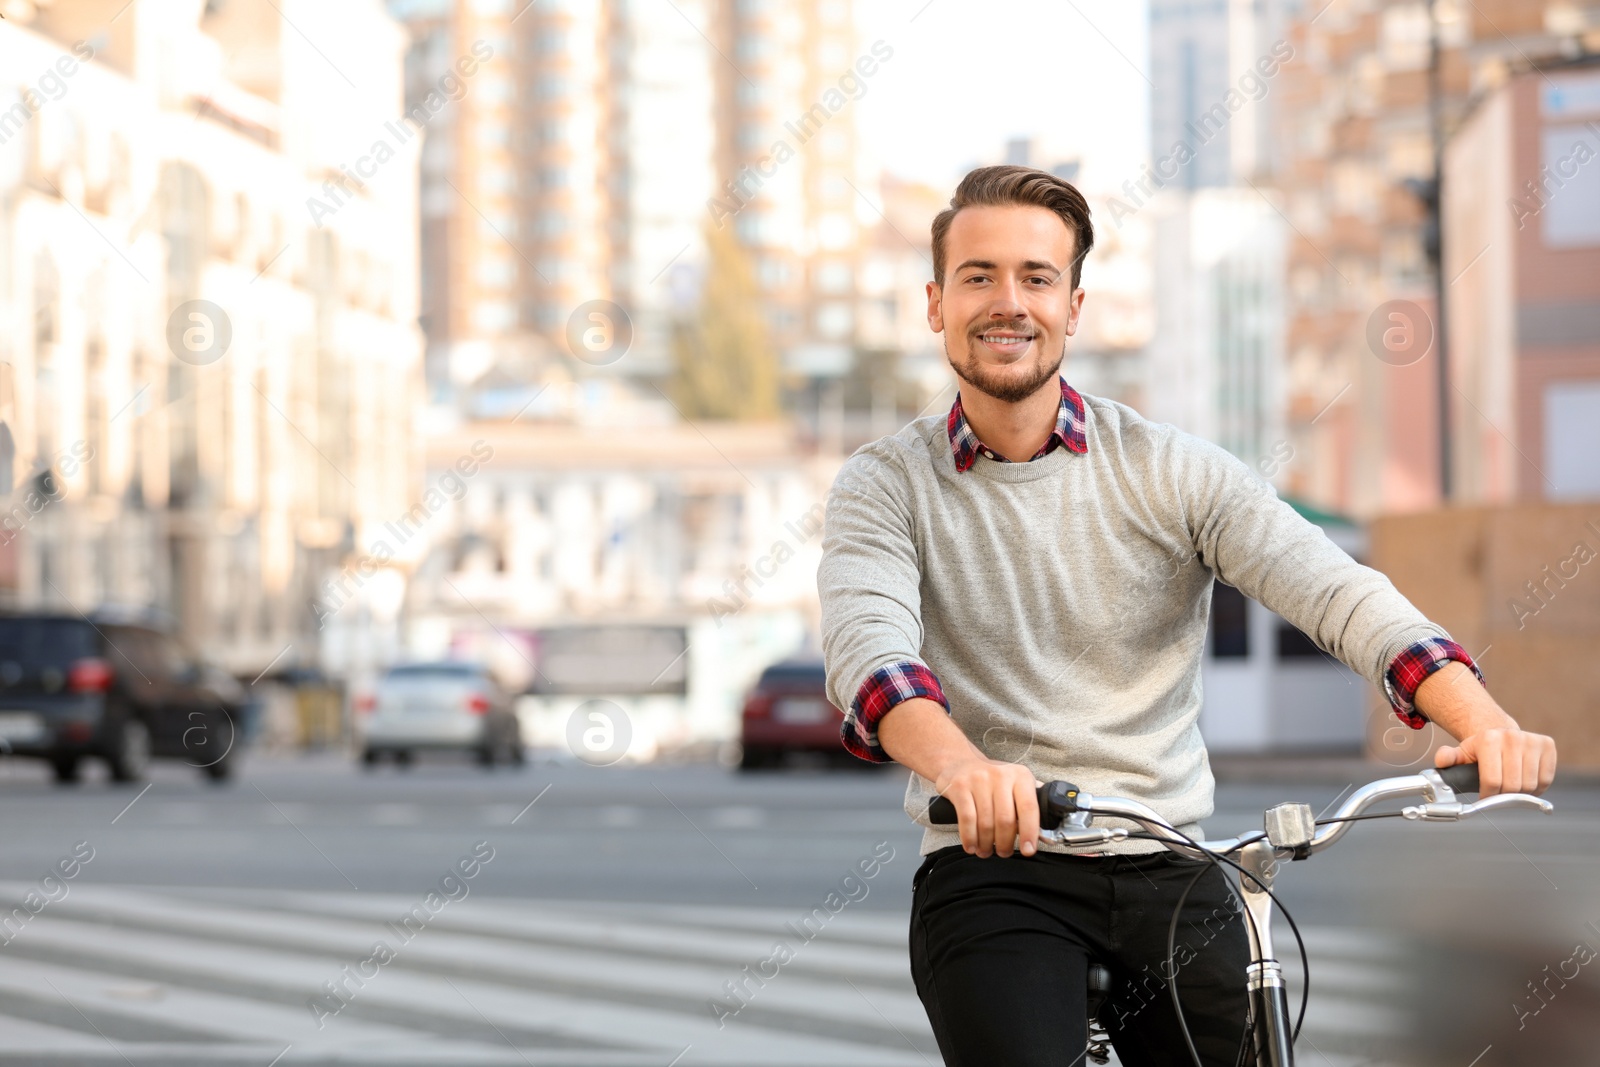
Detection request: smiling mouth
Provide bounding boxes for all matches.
[975,327,1037,352]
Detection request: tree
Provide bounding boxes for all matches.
[670,223,780,420]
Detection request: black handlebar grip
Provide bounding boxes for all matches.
[926,781,1082,829]
[1437,763,1480,794]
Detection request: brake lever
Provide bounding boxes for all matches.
[1039,827,1129,846]
[1402,793,1554,821]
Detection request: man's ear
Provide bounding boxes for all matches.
[1064,287,1086,337]
[926,280,944,334]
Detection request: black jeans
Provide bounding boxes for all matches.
[910,845,1253,1066]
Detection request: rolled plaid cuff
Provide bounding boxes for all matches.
[842,661,948,763]
[1383,638,1484,729]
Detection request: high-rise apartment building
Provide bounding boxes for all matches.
[710,0,865,382]
[389,0,871,406]
[1277,0,1600,517]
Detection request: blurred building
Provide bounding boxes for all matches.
[1201,506,1370,753]
[0,0,423,674]
[364,395,839,753]
[1277,0,1600,518]
[711,0,870,385]
[1141,0,1299,469]
[1146,190,1286,465]
[389,0,873,413]
[1444,59,1600,502]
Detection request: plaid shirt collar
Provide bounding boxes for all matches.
[947,377,1088,472]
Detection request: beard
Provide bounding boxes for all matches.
[945,325,1064,404]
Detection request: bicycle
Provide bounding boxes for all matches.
[927,763,1554,1066]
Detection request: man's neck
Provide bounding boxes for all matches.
[960,378,1061,463]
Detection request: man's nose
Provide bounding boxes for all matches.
[987,287,1026,319]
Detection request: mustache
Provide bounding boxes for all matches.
[970,320,1037,338]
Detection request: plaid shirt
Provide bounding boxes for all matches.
[839,380,1484,763]
[948,376,1088,470]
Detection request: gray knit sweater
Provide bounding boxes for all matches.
[818,389,1451,855]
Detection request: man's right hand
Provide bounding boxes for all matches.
[934,758,1043,858]
[876,696,1043,858]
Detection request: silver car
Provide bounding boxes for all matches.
[356,662,523,769]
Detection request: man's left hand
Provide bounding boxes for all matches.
[1435,727,1556,796]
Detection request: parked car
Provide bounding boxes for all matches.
[0,613,244,783]
[355,661,523,769]
[737,659,850,770]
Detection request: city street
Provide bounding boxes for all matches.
[1,752,1595,1066]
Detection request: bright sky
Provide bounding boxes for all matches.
[854,0,1151,193]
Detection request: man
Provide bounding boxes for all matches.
[817,165,1557,1066]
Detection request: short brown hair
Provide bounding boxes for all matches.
[931,165,1095,290]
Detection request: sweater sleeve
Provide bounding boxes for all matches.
[1167,432,1479,722]
[818,444,947,763]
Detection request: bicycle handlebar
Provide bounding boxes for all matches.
[924,763,1550,854]
[926,780,1083,830]
[1434,762,1478,794]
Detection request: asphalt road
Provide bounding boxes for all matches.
[0,749,1595,1066]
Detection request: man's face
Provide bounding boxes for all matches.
[927,204,1086,403]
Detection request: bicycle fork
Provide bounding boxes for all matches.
[1238,839,1294,1067]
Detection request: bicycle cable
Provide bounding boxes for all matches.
[1313,811,1409,825]
[1119,823,1265,1067]
[1094,812,1311,1066]
[1137,820,1311,1048]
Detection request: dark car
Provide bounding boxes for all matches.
[737,658,851,770]
[0,614,244,784]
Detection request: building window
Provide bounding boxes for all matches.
[815,261,851,293]
[472,301,517,333]
[1540,123,1600,248]
[537,75,572,101]
[1208,581,1249,659]
[478,74,513,104]
[479,167,516,195]
[816,302,852,338]
[477,259,515,287]
[477,214,516,240]
[735,34,771,62]
[818,174,850,201]
[818,212,853,250]
[1545,380,1600,499]
[536,304,565,333]
[757,256,789,290]
[736,213,767,245]
[1275,619,1325,660]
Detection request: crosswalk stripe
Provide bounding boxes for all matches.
[12,900,931,1039]
[3,900,929,1064]
[0,883,1414,1066]
[263,891,914,978]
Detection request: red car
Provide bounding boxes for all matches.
[737,659,849,770]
